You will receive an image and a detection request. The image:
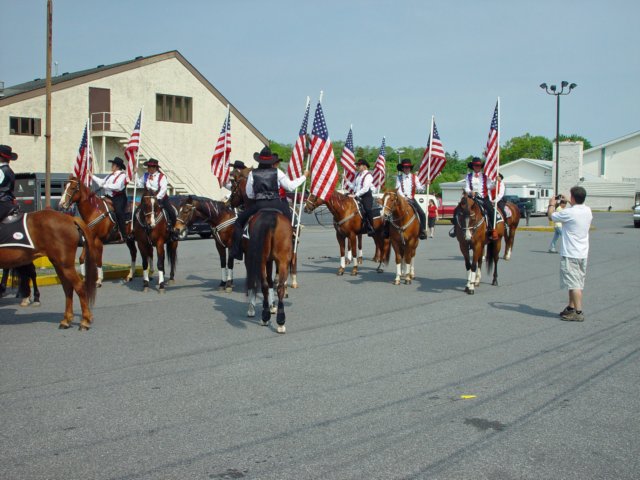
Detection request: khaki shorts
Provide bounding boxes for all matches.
[560,256,588,290]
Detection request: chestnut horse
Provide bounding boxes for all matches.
[0,263,41,307]
[502,201,521,261]
[60,175,138,286]
[454,192,504,294]
[381,191,421,285]
[244,210,293,334]
[304,191,388,276]
[133,189,178,292]
[0,211,97,329]
[174,196,237,292]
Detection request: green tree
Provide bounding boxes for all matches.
[557,134,592,150]
[500,133,553,163]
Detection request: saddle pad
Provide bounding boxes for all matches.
[0,213,35,249]
[504,205,513,219]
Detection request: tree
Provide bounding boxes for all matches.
[500,134,553,163]
[557,134,592,150]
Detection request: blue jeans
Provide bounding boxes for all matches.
[549,227,561,251]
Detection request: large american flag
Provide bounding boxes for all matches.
[484,101,500,181]
[309,101,338,201]
[340,126,356,193]
[372,137,386,189]
[124,110,142,182]
[211,110,232,187]
[418,120,447,184]
[73,121,93,187]
[288,100,310,180]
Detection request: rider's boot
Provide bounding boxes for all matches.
[419,229,428,240]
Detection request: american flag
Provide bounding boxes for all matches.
[211,110,232,187]
[340,127,356,193]
[484,101,500,181]
[372,137,386,189]
[418,120,447,184]
[288,100,310,180]
[73,121,93,187]
[309,101,338,201]
[124,111,142,182]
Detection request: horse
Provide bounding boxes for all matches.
[381,191,421,285]
[0,210,97,330]
[228,172,300,290]
[60,175,138,286]
[133,188,179,292]
[0,263,41,307]
[454,192,505,294]
[174,195,237,292]
[502,201,521,260]
[244,210,293,334]
[304,191,388,276]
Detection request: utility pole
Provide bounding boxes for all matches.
[45,0,53,208]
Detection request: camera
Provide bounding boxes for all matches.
[555,195,562,201]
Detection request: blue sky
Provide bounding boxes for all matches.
[2,0,638,158]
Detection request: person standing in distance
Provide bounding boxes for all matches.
[547,186,592,322]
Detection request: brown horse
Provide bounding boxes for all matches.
[381,191,421,285]
[0,211,97,329]
[244,210,293,334]
[228,173,300,290]
[454,192,504,294]
[502,201,521,260]
[133,188,178,292]
[60,175,138,286]
[174,196,237,292]
[304,191,388,276]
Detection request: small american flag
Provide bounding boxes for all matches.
[372,137,386,189]
[309,101,338,201]
[211,110,232,187]
[288,100,310,180]
[124,111,142,183]
[73,121,93,187]
[484,101,499,181]
[340,127,356,193]
[418,120,447,184]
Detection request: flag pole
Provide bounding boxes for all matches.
[294,91,321,253]
[86,118,93,187]
[292,96,310,226]
[492,97,500,231]
[222,104,230,188]
[426,115,434,198]
[130,108,144,224]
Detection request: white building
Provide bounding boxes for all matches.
[0,51,268,198]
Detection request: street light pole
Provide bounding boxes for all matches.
[540,81,577,195]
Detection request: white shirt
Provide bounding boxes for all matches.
[395,173,425,199]
[350,170,373,197]
[0,161,9,184]
[246,169,306,199]
[464,172,493,198]
[92,171,126,197]
[551,204,592,258]
[137,171,168,199]
[488,180,505,202]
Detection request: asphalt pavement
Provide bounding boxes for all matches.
[1,212,638,479]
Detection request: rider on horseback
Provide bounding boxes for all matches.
[136,158,178,241]
[488,173,508,235]
[91,157,128,241]
[0,145,18,223]
[229,147,308,261]
[348,159,376,236]
[395,158,428,240]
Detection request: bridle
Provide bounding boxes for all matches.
[382,192,417,241]
[60,178,81,210]
[456,195,485,240]
[141,191,163,228]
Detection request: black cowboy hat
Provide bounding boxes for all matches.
[356,158,369,168]
[143,158,160,168]
[0,145,18,161]
[232,160,246,169]
[253,147,279,165]
[498,173,504,180]
[467,157,484,169]
[397,158,413,171]
[108,157,126,170]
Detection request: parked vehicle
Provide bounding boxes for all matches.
[14,172,71,213]
[503,195,534,218]
[633,204,640,228]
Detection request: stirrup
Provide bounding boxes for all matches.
[448,227,456,238]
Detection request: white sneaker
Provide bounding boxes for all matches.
[548,248,557,253]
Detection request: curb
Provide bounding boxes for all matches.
[5,264,144,288]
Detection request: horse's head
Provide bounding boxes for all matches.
[60,175,83,210]
[174,195,197,237]
[457,192,481,241]
[227,174,248,208]
[141,189,162,228]
[381,191,401,221]
[303,192,324,213]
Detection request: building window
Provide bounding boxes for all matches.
[156,94,192,123]
[9,116,42,136]
[600,148,605,176]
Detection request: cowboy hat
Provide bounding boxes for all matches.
[0,145,18,161]
[232,160,246,169]
[467,157,484,169]
[253,147,279,165]
[356,158,369,168]
[108,157,126,170]
[143,158,160,168]
[397,158,413,171]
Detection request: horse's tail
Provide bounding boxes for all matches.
[167,238,178,271]
[485,237,497,276]
[74,218,98,306]
[246,211,277,293]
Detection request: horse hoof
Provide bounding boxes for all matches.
[351,268,358,276]
[291,283,298,289]
[276,324,286,334]
[467,289,475,295]
[143,287,149,293]
[492,280,498,286]
[96,282,102,288]
[59,322,71,329]
[218,285,225,291]
[32,301,41,307]
[248,306,256,318]
[225,287,233,293]
[394,279,400,285]
[19,298,31,307]
[270,305,277,315]
[358,258,363,265]
[337,268,344,276]
[79,324,90,331]
[376,268,384,274]
[261,319,269,326]
[405,279,412,285]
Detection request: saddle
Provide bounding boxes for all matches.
[242,208,283,240]
[0,213,35,249]
[354,197,382,219]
